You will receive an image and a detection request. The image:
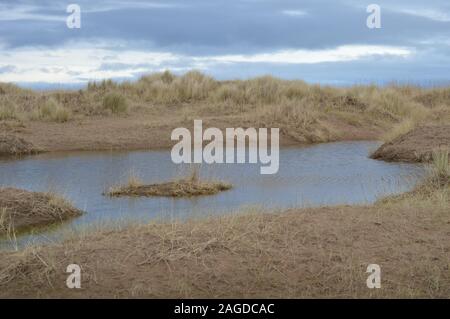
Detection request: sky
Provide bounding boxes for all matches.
[0,0,449,88]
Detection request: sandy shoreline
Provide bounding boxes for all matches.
[1,112,382,155]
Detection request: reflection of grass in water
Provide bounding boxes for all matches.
[1,153,448,297]
[373,168,427,202]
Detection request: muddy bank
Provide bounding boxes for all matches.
[0,190,448,298]
[0,188,83,236]
[0,134,39,157]
[371,125,450,163]
[1,111,382,153]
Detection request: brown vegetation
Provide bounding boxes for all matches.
[1,71,449,152]
[0,188,83,237]
[106,170,232,197]
[0,134,39,157]
[0,157,448,298]
[0,72,449,298]
[371,125,450,162]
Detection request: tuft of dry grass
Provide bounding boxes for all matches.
[106,168,232,197]
[377,148,450,208]
[102,93,128,114]
[382,118,416,142]
[0,98,21,121]
[30,98,72,123]
[107,179,232,198]
[427,149,450,188]
[126,172,144,188]
[0,134,38,157]
[0,188,83,236]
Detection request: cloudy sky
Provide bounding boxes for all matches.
[0,0,449,88]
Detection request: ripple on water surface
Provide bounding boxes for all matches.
[0,141,426,248]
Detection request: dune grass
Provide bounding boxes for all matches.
[102,93,128,114]
[0,98,21,121]
[377,148,450,209]
[427,149,450,187]
[29,98,72,123]
[382,118,416,142]
[1,72,449,141]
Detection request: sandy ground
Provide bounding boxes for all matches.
[0,112,448,298]
[0,192,449,298]
[372,125,450,162]
[0,111,381,154]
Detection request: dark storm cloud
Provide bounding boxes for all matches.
[0,0,449,85]
[1,0,449,52]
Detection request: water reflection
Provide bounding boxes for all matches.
[0,141,425,249]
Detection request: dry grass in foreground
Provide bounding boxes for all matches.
[0,155,448,298]
[106,170,232,197]
[0,188,83,237]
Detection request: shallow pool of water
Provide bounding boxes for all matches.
[0,141,425,249]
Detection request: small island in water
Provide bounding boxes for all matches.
[105,170,232,198]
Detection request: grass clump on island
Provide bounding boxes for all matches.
[0,188,83,236]
[105,169,232,198]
